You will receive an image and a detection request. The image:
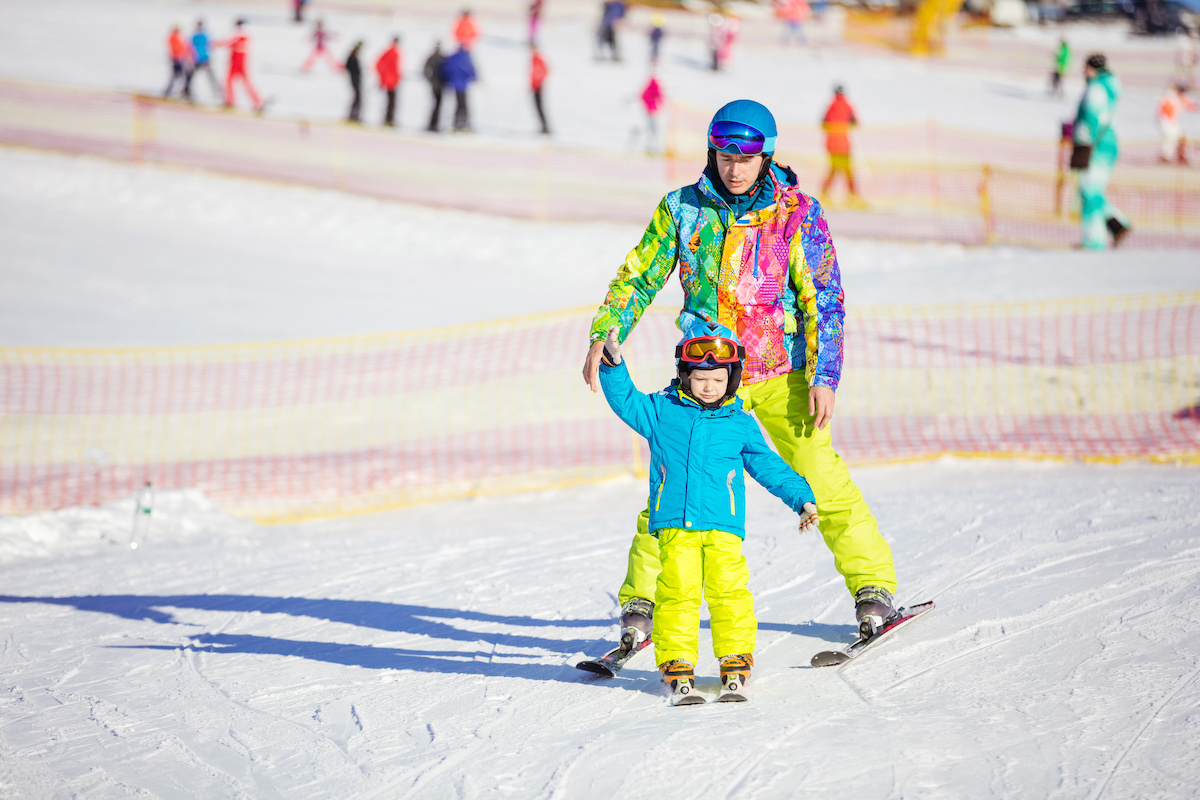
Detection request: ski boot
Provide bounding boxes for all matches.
[618,597,654,653]
[717,653,753,702]
[855,586,898,640]
[660,659,704,706]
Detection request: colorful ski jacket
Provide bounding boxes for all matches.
[1074,69,1121,163]
[599,360,816,538]
[589,163,846,390]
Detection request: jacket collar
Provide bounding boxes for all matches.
[697,162,799,225]
[670,380,742,415]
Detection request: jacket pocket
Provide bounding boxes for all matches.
[656,465,667,512]
[726,469,737,516]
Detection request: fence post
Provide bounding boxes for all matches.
[979,164,995,245]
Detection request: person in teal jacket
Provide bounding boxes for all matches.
[1073,53,1131,249]
[598,319,820,701]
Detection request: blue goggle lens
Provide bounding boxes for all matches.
[708,120,766,155]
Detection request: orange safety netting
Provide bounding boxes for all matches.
[3,295,1197,523]
[2,79,1197,248]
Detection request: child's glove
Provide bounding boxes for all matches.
[602,326,622,366]
[798,502,820,535]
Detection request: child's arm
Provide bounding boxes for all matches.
[740,417,818,522]
[597,328,657,439]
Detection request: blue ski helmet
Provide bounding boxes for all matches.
[707,99,778,157]
[675,320,746,403]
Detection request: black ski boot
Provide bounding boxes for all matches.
[855,586,898,640]
[618,597,654,652]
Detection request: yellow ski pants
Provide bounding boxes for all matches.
[618,370,897,608]
[653,527,756,667]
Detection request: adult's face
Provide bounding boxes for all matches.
[715,151,765,196]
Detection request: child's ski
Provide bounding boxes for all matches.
[810,601,935,667]
[575,636,652,678]
[670,677,706,706]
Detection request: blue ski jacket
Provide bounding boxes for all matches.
[599,360,816,538]
[191,31,211,65]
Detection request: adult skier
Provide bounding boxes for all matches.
[186,20,222,102]
[820,84,862,205]
[1071,53,1130,249]
[441,45,477,133]
[376,37,403,128]
[530,43,550,135]
[423,42,446,132]
[345,41,363,123]
[582,99,899,656]
[163,25,193,101]
[215,19,264,113]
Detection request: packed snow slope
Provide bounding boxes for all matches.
[2,463,1199,798]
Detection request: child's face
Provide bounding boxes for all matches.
[687,368,729,404]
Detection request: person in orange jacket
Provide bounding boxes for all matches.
[454,9,480,51]
[820,84,860,203]
[530,43,550,135]
[215,19,264,112]
[376,37,403,127]
[164,25,193,100]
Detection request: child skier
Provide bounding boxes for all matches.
[598,320,821,705]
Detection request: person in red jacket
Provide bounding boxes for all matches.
[530,43,550,135]
[454,9,480,51]
[376,37,403,127]
[215,19,264,112]
[820,84,861,204]
[163,25,193,100]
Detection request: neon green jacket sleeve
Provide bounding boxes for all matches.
[588,195,679,343]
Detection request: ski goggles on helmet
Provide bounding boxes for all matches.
[676,336,744,365]
[708,120,767,156]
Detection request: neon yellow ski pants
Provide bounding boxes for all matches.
[653,527,756,667]
[618,370,897,608]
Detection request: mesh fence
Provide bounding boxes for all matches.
[2,79,1197,248]
[3,295,1197,522]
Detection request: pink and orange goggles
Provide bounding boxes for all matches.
[676,336,745,365]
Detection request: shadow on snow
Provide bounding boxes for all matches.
[0,594,857,682]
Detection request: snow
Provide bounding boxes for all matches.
[2,1,1199,797]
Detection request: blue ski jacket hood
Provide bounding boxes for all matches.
[599,360,815,538]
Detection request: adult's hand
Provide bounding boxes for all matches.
[809,385,836,430]
[583,339,606,393]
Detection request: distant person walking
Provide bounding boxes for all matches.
[640,74,664,154]
[302,20,342,73]
[649,13,665,65]
[1071,53,1130,249]
[1050,38,1070,96]
[423,42,447,132]
[163,25,193,100]
[293,0,309,24]
[530,44,550,135]
[454,9,481,51]
[596,0,625,61]
[185,20,222,101]
[216,19,264,112]
[821,85,861,204]
[441,45,477,132]
[1157,82,1196,165]
[345,41,364,123]
[775,0,810,46]
[708,13,739,71]
[376,37,403,127]
[530,0,544,45]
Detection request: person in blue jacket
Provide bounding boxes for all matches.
[185,19,222,102]
[439,45,477,132]
[598,319,820,702]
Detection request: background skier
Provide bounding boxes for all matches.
[820,84,862,205]
[423,42,446,132]
[582,99,900,655]
[215,19,263,113]
[1157,82,1196,165]
[376,36,402,128]
[1071,53,1130,249]
[530,43,550,135]
[441,45,477,133]
[163,25,193,101]
[185,20,222,102]
[302,20,342,74]
[345,41,364,123]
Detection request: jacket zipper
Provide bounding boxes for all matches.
[656,465,667,512]
[727,469,736,515]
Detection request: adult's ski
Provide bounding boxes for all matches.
[810,601,935,667]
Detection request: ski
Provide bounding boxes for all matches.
[810,600,935,667]
[716,679,748,703]
[575,635,652,678]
